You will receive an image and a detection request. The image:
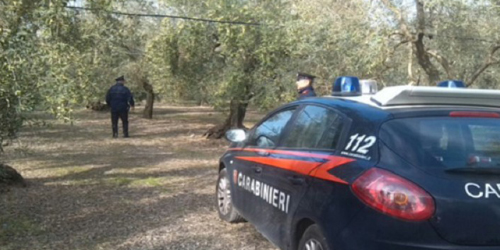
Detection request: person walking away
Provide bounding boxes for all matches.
[296,72,317,99]
[106,76,135,138]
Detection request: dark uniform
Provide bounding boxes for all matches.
[106,76,135,138]
[297,72,317,100]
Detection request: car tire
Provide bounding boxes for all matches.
[298,224,331,250]
[216,168,245,223]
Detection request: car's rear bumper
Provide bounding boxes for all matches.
[327,207,500,250]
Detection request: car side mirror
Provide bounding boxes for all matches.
[225,129,247,143]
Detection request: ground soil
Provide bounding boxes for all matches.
[0,105,277,250]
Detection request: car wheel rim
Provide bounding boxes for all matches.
[304,239,324,250]
[217,174,231,215]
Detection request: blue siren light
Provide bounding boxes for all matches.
[438,80,466,88]
[332,76,361,96]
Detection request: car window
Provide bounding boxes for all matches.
[469,125,500,152]
[283,105,343,150]
[250,109,295,148]
[380,117,500,169]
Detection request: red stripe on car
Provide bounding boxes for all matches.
[231,148,355,184]
[229,148,341,161]
[310,158,355,184]
[235,157,320,176]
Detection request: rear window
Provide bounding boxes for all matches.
[380,117,500,169]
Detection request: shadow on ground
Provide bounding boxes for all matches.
[0,104,275,250]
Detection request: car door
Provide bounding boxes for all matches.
[249,104,347,248]
[230,106,298,226]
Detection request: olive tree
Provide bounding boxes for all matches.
[376,0,500,86]
[151,0,295,138]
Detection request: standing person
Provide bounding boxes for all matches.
[296,72,317,100]
[106,76,135,138]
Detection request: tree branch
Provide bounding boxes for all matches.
[375,39,409,81]
[467,45,500,87]
[412,0,441,84]
[416,0,425,34]
[427,50,452,79]
[408,43,414,82]
[382,0,444,84]
[389,31,405,38]
[380,0,413,39]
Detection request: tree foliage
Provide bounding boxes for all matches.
[376,0,500,86]
[2,0,500,146]
[0,0,153,149]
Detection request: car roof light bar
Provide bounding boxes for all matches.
[370,86,500,108]
[438,80,466,88]
[332,76,362,97]
[360,79,378,95]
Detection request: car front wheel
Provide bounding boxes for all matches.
[216,168,244,223]
[298,224,331,250]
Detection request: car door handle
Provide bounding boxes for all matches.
[253,167,263,174]
[287,176,305,185]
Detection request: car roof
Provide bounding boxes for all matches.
[291,85,500,124]
[291,97,392,124]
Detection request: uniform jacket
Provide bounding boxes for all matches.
[106,83,135,113]
[298,86,317,99]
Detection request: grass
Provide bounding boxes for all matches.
[107,177,134,186]
[0,215,44,242]
[53,166,90,177]
[130,177,164,187]
[0,104,276,250]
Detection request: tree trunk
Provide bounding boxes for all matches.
[205,54,255,139]
[204,99,248,139]
[414,0,441,84]
[414,33,441,84]
[142,80,154,119]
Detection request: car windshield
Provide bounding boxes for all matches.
[380,117,500,170]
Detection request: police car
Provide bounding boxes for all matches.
[216,77,500,250]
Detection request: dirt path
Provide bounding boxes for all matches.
[0,105,277,250]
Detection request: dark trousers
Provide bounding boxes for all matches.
[111,111,129,137]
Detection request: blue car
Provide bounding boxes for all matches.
[216,77,500,250]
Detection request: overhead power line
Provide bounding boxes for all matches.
[65,6,261,26]
[65,6,498,44]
